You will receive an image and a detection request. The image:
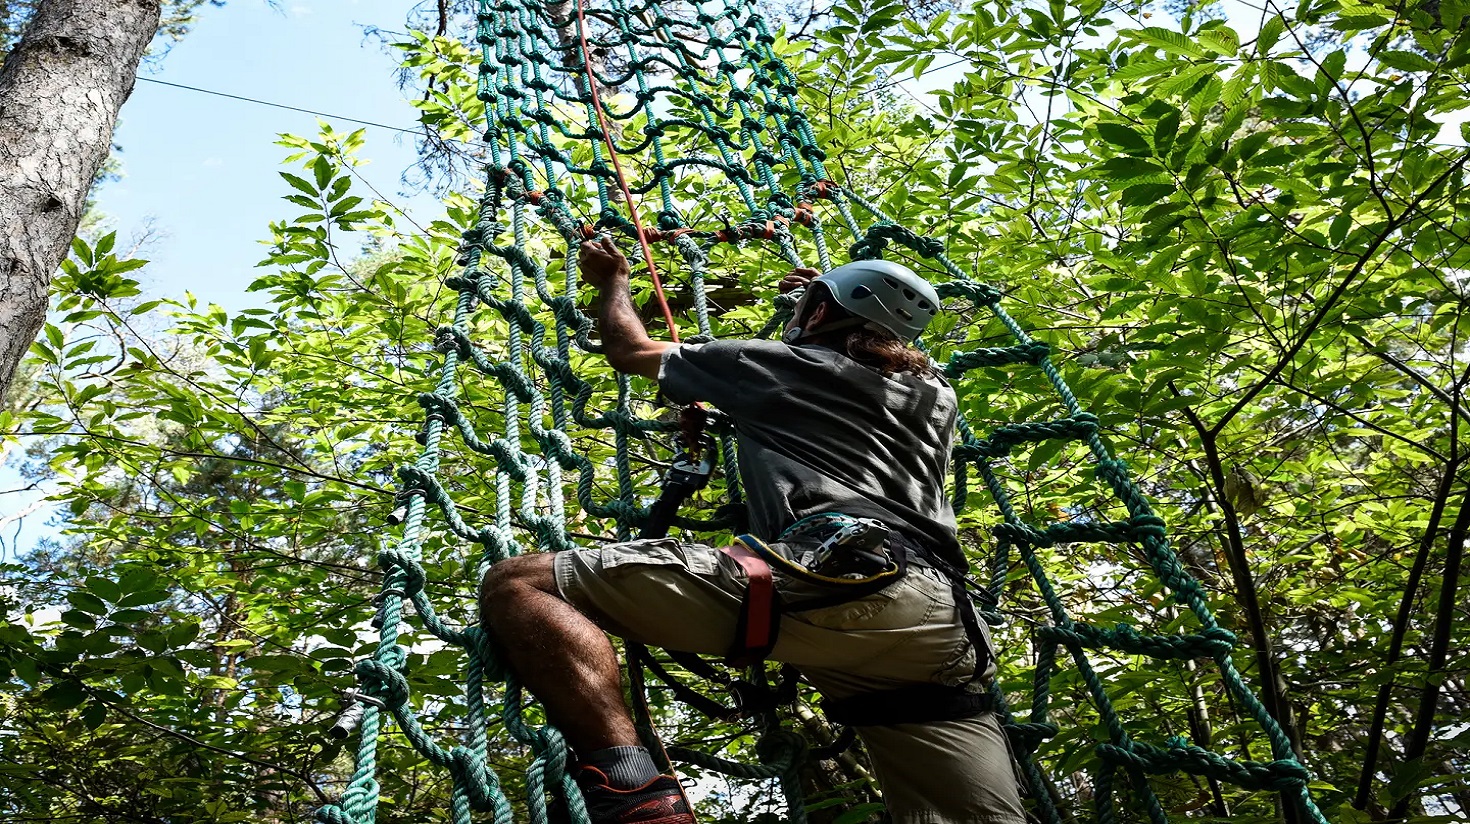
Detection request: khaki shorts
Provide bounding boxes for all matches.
[554,538,1027,824]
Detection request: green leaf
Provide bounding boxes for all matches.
[41,681,87,711]
[81,700,108,730]
[1154,110,1181,154]
[1155,64,1218,98]
[1198,26,1240,56]
[86,576,123,603]
[116,588,170,608]
[65,591,109,615]
[60,609,96,629]
[1028,435,1068,473]
[280,172,319,197]
[1097,156,1168,181]
[1376,50,1436,74]
[1222,63,1256,106]
[1258,16,1285,53]
[117,567,157,594]
[169,620,202,648]
[1131,27,1211,59]
[1278,70,1319,101]
[248,653,313,674]
[284,194,321,210]
[1332,9,1392,30]
[1121,183,1176,206]
[1097,122,1153,155]
[1444,0,1468,28]
[312,156,334,190]
[1235,131,1272,160]
[71,236,94,267]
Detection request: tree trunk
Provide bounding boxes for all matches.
[0,0,160,400]
[1354,459,1459,814]
[1389,488,1469,821]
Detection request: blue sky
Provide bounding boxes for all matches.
[2,1,445,558]
[101,0,445,310]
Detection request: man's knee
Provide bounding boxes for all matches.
[480,553,558,620]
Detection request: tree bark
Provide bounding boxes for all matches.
[0,0,160,400]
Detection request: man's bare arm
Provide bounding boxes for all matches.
[580,237,673,380]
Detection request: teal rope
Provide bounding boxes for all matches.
[317,2,1330,823]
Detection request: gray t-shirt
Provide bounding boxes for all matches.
[659,339,964,570]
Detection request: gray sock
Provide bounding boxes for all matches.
[585,745,660,790]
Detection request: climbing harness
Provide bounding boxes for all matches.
[313,1,1331,823]
[718,514,907,665]
[730,515,1002,729]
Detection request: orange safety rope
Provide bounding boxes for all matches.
[573,0,682,344]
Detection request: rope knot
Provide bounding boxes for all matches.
[1004,722,1060,754]
[476,527,513,562]
[377,550,427,597]
[434,326,473,359]
[1200,626,1238,650]
[936,280,1002,305]
[993,521,1046,547]
[354,659,410,710]
[449,747,501,810]
[656,210,683,231]
[313,805,361,824]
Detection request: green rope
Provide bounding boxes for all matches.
[315,2,1330,823]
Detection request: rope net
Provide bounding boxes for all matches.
[315,1,1327,823]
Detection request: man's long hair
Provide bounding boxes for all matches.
[803,286,936,377]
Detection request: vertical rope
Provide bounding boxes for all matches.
[315,3,1329,824]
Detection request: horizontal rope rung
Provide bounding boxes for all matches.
[954,413,1098,460]
[944,341,1050,376]
[1096,740,1312,792]
[992,514,1167,547]
[1038,623,1236,660]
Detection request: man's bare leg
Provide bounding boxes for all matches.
[479,553,640,752]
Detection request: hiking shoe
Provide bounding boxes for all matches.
[575,767,696,824]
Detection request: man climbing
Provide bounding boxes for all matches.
[481,236,1026,824]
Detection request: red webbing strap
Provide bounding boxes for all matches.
[721,539,780,666]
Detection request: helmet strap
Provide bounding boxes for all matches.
[783,315,868,344]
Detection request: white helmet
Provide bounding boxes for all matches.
[783,260,941,343]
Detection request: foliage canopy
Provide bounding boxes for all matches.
[3,0,1470,821]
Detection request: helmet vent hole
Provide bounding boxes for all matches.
[897,308,914,320]
[902,288,915,300]
[917,299,931,310]
[883,277,900,289]
[851,285,873,299]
